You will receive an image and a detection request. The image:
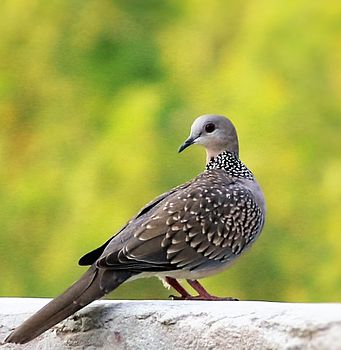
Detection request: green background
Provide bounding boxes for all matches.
[1,0,340,302]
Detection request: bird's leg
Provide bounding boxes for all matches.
[186,279,238,301]
[165,277,238,301]
[165,277,192,299]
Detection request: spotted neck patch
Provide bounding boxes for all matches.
[205,151,254,180]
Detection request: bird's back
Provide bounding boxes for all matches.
[95,156,265,278]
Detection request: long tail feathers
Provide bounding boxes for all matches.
[5,266,132,344]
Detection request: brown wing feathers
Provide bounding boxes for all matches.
[96,171,263,273]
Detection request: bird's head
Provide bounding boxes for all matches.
[178,115,239,163]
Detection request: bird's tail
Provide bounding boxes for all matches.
[5,266,133,344]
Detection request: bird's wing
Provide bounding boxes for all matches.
[78,180,194,266]
[96,171,264,273]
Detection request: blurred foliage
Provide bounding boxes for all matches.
[0,0,340,302]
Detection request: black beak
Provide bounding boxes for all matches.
[178,137,195,153]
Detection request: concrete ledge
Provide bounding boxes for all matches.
[0,298,341,350]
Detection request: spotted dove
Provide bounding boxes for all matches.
[5,114,266,344]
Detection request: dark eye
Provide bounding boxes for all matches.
[205,123,215,133]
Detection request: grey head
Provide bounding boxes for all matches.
[179,115,239,163]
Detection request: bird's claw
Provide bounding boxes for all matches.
[168,294,239,301]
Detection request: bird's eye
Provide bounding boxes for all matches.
[205,123,215,133]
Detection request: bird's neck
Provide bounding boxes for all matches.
[205,151,254,180]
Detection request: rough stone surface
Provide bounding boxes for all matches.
[0,298,340,350]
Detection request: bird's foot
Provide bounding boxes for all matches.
[169,294,238,301]
[166,277,238,301]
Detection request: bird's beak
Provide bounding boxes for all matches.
[178,136,196,153]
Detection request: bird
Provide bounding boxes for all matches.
[5,114,266,344]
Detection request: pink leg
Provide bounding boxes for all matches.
[186,279,238,301]
[165,277,192,299]
[165,277,238,301]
